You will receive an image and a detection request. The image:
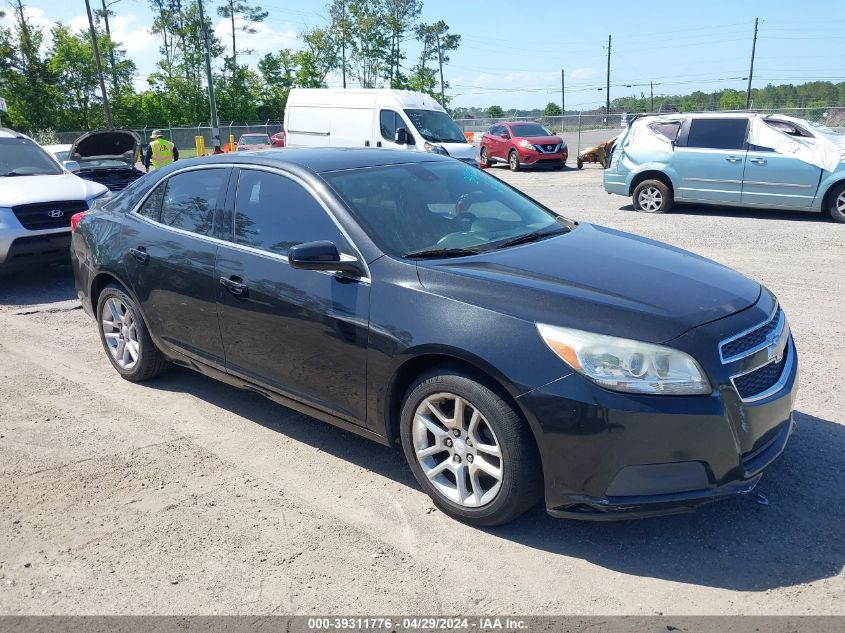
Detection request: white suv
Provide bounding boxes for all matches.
[0,129,109,269]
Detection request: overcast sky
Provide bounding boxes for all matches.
[4,0,845,112]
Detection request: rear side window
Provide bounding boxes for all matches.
[160,169,226,236]
[649,121,681,142]
[686,118,748,150]
[137,184,165,221]
[233,170,344,256]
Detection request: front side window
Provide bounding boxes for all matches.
[160,169,225,236]
[686,118,748,150]
[323,161,567,257]
[233,169,343,256]
[380,110,398,141]
[0,138,64,176]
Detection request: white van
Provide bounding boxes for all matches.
[284,89,478,166]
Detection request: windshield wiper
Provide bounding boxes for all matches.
[492,226,569,250]
[403,246,483,259]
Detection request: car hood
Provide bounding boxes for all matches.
[416,223,761,344]
[70,129,140,166]
[0,173,108,207]
[521,135,565,146]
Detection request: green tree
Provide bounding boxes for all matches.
[719,88,745,110]
[543,102,561,116]
[294,27,339,88]
[383,0,421,88]
[487,105,504,119]
[414,20,460,106]
[348,0,389,88]
[217,0,268,70]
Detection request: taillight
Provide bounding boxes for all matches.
[70,212,86,232]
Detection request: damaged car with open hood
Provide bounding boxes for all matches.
[69,129,146,193]
[603,112,845,222]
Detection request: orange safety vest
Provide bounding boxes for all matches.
[150,138,174,169]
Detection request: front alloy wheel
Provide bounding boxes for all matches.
[400,370,542,526]
[412,393,503,507]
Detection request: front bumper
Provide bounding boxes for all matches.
[0,212,73,268]
[518,149,568,167]
[517,297,799,520]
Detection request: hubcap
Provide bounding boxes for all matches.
[101,297,140,370]
[510,154,517,168]
[837,191,845,214]
[412,393,503,508]
[638,186,663,212]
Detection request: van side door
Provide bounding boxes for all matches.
[672,118,748,204]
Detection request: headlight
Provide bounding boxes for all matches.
[536,323,711,395]
[518,139,536,150]
[423,142,449,155]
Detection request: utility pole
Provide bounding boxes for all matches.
[560,68,565,115]
[605,34,611,122]
[650,81,654,112]
[197,0,221,149]
[84,0,112,128]
[746,17,758,110]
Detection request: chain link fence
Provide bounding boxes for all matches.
[54,121,285,156]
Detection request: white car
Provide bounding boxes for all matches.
[0,129,109,269]
[42,143,73,163]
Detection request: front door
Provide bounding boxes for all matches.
[215,167,370,424]
[741,150,822,209]
[673,117,749,204]
[122,167,230,367]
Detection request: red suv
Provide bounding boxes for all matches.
[480,121,568,171]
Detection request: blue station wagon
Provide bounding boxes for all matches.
[603,112,845,222]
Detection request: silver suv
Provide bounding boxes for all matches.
[0,129,109,269]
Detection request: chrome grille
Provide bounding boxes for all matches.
[532,143,562,154]
[721,307,783,361]
[732,345,789,400]
[11,200,88,231]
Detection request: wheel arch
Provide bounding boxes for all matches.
[819,176,845,213]
[90,270,132,314]
[383,349,542,453]
[628,169,675,196]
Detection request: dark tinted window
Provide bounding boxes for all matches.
[510,123,552,137]
[160,169,225,236]
[137,183,165,221]
[380,110,398,141]
[234,170,343,256]
[686,118,748,150]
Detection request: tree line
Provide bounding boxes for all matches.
[0,0,461,132]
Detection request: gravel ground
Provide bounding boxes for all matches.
[0,165,842,615]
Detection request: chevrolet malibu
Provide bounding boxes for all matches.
[71,149,797,526]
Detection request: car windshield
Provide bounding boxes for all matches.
[0,138,64,176]
[241,135,270,144]
[510,123,553,137]
[322,161,569,258]
[403,109,466,143]
[54,150,70,162]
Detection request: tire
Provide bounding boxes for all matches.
[632,179,674,213]
[96,284,169,382]
[480,147,493,168]
[827,182,845,223]
[400,369,542,527]
[508,150,521,172]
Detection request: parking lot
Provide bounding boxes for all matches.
[0,164,843,615]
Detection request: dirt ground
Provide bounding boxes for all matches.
[0,165,842,615]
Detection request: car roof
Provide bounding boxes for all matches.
[172,147,450,173]
[0,128,31,140]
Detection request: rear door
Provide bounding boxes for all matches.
[215,167,370,424]
[672,118,749,204]
[122,167,230,367]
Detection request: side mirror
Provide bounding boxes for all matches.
[499,132,509,139]
[394,127,408,145]
[288,240,365,277]
[63,160,80,173]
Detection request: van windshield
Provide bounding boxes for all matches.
[404,109,467,144]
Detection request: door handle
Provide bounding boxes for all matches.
[750,158,768,165]
[129,247,149,263]
[725,156,742,163]
[364,140,370,147]
[376,141,382,147]
[219,276,247,296]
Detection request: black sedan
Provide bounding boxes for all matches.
[70,149,798,526]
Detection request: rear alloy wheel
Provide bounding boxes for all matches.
[828,182,845,223]
[480,147,493,168]
[508,150,521,172]
[400,370,542,526]
[632,179,673,213]
[97,284,169,382]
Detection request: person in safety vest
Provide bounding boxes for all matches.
[143,129,179,172]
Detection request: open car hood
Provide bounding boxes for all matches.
[70,129,140,165]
